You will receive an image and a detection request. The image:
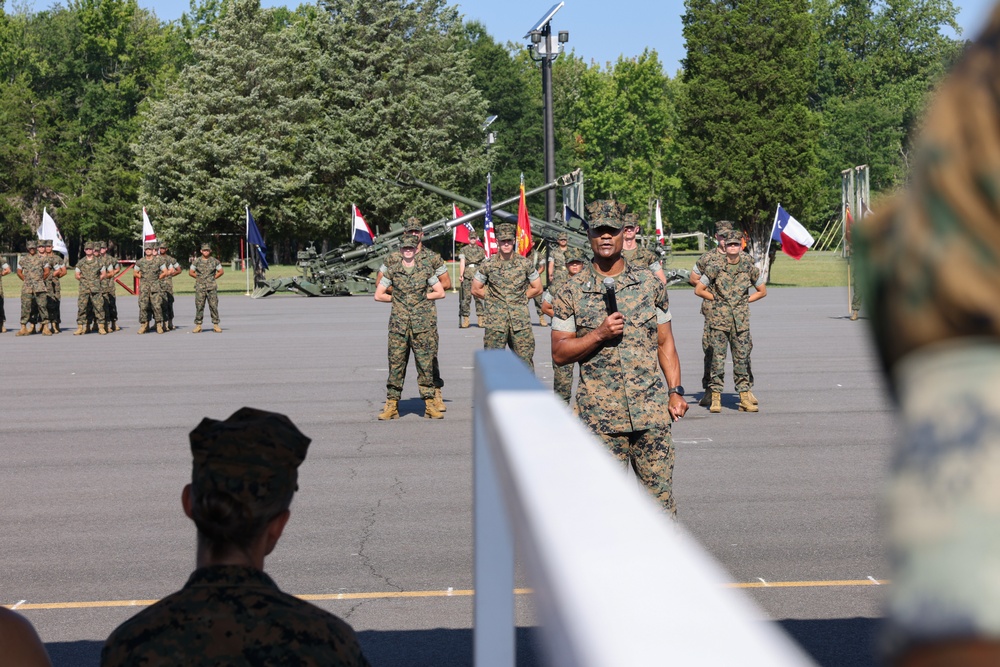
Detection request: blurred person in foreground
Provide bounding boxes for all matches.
[0,607,52,666]
[856,7,1000,665]
[101,407,370,667]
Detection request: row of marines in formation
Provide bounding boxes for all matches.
[0,239,225,335]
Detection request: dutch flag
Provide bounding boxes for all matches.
[352,205,375,246]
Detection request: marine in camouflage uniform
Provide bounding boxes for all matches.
[547,231,570,287]
[135,243,167,334]
[75,241,108,335]
[158,242,181,330]
[0,257,10,332]
[530,245,548,326]
[374,236,446,420]
[694,231,767,413]
[551,200,688,515]
[189,243,223,333]
[472,223,543,371]
[690,220,739,405]
[621,213,667,283]
[458,240,486,328]
[854,17,1000,662]
[16,240,50,336]
[42,240,65,333]
[100,407,371,667]
[544,246,588,403]
[99,241,121,331]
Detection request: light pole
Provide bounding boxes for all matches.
[526,2,568,225]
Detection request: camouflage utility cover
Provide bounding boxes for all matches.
[552,260,672,433]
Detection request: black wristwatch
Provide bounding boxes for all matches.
[668,385,685,397]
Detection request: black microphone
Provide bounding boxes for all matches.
[603,277,618,315]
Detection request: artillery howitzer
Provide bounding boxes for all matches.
[398,171,690,287]
[252,172,580,297]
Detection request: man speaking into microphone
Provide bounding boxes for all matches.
[550,199,688,517]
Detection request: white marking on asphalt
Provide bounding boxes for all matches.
[447,587,454,596]
[12,600,25,609]
[867,576,881,585]
[674,437,714,444]
[757,578,769,587]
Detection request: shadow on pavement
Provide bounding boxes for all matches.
[779,617,881,667]
[358,627,540,667]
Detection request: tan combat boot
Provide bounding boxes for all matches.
[41,322,52,336]
[156,323,165,334]
[699,392,712,407]
[28,323,36,334]
[739,391,759,412]
[0,323,5,333]
[747,390,758,405]
[434,388,447,413]
[191,324,202,334]
[850,310,859,321]
[424,398,444,419]
[213,324,222,333]
[137,323,148,334]
[709,392,722,413]
[538,315,548,327]
[15,324,29,336]
[460,316,469,329]
[98,323,108,335]
[51,322,59,334]
[73,324,85,335]
[377,399,399,420]
[113,321,120,332]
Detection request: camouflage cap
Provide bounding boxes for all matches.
[45,239,54,247]
[715,220,735,235]
[190,407,311,513]
[157,240,167,248]
[403,217,422,234]
[585,200,627,230]
[200,242,211,251]
[557,231,568,241]
[565,247,589,263]
[84,241,94,250]
[623,213,641,229]
[26,239,37,249]
[143,242,156,251]
[400,236,419,250]
[724,231,744,245]
[495,223,516,241]
[97,240,107,249]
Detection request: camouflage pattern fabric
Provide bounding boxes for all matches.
[475,253,539,368]
[75,254,106,326]
[549,245,568,286]
[622,246,662,274]
[854,9,1000,657]
[137,256,165,324]
[459,244,486,318]
[701,253,760,333]
[414,248,445,389]
[19,254,49,324]
[191,256,222,325]
[100,566,370,667]
[598,427,675,516]
[551,259,672,434]
[159,253,179,322]
[46,253,64,325]
[102,254,120,323]
[483,326,536,370]
[693,248,727,389]
[542,289,574,402]
[381,253,440,400]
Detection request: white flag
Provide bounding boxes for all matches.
[142,208,157,243]
[655,199,664,245]
[38,208,70,258]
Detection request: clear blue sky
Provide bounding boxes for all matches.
[18,0,997,72]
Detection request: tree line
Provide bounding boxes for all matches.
[0,0,964,263]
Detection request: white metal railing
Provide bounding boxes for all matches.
[473,349,814,666]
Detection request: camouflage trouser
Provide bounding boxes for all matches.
[596,427,676,517]
[162,290,175,322]
[48,296,60,325]
[386,327,436,400]
[103,292,118,323]
[553,361,573,403]
[194,288,218,324]
[77,292,105,325]
[851,282,862,313]
[139,289,164,324]
[701,316,713,391]
[708,327,753,393]
[428,329,444,389]
[484,324,535,371]
[21,293,47,324]
[532,294,545,321]
[459,277,484,318]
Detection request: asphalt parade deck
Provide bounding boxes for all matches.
[1,286,894,666]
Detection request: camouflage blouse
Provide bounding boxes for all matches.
[700,254,762,332]
[381,253,439,334]
[101,565,370,667]
[474,254,539,332]
[75,255,105,294]
[552,260,672,434]
[190,256,222,290]
[19,253,50,294]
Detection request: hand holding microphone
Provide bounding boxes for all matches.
[600,277,625,340]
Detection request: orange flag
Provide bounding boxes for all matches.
[516,181,532,257]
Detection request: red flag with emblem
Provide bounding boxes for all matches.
[516,181,532,257]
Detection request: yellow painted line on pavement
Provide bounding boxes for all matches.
[4,580,886,611]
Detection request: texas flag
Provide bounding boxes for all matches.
[770,205,814,260]
[351,204,375,246]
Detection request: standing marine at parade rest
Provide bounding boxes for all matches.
[135,242,167,334]
[551,199,687,516]
[374,234,446,420]
[16,240,51,336]
[541,246,588,403]
[472,223,543,370]
[190,243,224,333]
[158,241,181,330]
[99,241,121,332]
[621,214,667,283]
[694,230,767,413]
[547,230,570,287]
[0,256,10,333]
[458,238,486,329]
[74,241,109,335]
[41,240,65,334]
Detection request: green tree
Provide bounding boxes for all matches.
[678,0,822,277]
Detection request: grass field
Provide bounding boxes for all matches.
[0,249,850,299]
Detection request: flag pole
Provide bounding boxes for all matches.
[245,206,250,296]
[769,204,781,242]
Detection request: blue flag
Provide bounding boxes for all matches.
[247,208,269,271]
[564,203,587,230]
